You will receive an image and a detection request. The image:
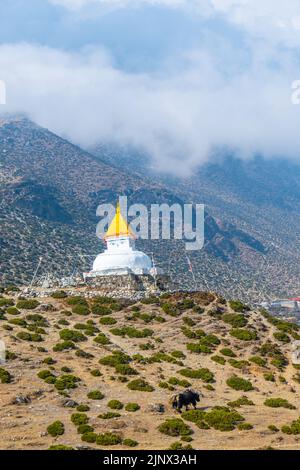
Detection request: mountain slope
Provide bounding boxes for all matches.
[0,117,269,300]
[0,290,299,450]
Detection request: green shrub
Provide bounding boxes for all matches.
[226,376,253,391]
[8,318,27,327]
[238,423,253,430]
[171,350,186,359]
[66,296,87,306]
[268,425,279,433]
[16,299,39,310]
[0,298,14,307]
[99,351,131,367]
[17,331,42,342]
[222,313,248,328]
[169,442,193,450]
[6,307,20,315]
[96,432,122,446]
[81,432,97,443]
[211,355,226,365]
[264,372,275,382]
[229,300,250,313]
[0,368,12,383]
[59,329,86,342]
[87,390,104,400]
[158,418,192,437]
[99,316,117,325]
[249,356,267,367]
[90,369,102,377]
[43,357,56,365]
[161,303,179,317]
[123,439,138,447]
[228,359,249,369]
[273,331,290,343]
[71,413,89,426]
[181,409,206,424]
[168,377,191,388]
[76,405,90,412]
[230,329,257,341]
[92,305,112,316]
[93,333,110,345]
[55,374,80,391]
[110,326,153,338]
[264,398,296,409]
[115,364,138,376]
[228,396,254,408]
[51,291,68,299]
[53,340,76,352]
[187,343,211,354]
[179,368,214,383]
[72,304,90,316]
[220,348,236,357]
[204,407,245,431]
[47,421,64,437]
[127,379,154,392]
[125,403,140,412]
[48,445,73,450]
[108,400,123,410]
[98,412,121,419]
[281,418,300,435]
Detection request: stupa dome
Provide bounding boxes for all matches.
[86,203,154,277]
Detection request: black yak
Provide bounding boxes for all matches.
[170,389,202,412]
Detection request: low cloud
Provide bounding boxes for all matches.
[1,40,299,175]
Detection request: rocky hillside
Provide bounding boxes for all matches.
[1,289,300,450]
[0,116,270,301]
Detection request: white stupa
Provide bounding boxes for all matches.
[85,203,154,278]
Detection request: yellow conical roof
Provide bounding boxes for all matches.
[104,203,135,240]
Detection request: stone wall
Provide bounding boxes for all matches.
[23,274,177,301]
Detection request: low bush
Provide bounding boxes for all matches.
[72,304,90,316]
[98,412,121,419]
[229,300,250,313]
[220,348,236,357]
[228,396,254,408]
[71,413,89,426]
[47,421,64,437]
[87,390,104,400]
[264,372,275,382]
[99,317,117,325]
[228,359,249,369]
[59,329,86,343]
[179,368,215,383]
[51,291,68,299]
[230,329,257,341]
[249,356,267,367]
[211,355,226,365]
[168,377,191,388]
[281,418,300,435]
[226,376,254,392]
[222,313,248,328]
[127,379,154,392]
[238,422,253,430]
[123,439,138,447]
[264,398,296,409]
[273,331,290,343]
[158,418,193,437]
[110,326,153,338]
[16,299,39,310]
[81,432,97,443]
[108,400,123,410]
[53,341,76,352]
[204,407,245,431]
[55,374,81,391]
[17,331,42,342]
[0,368,12,383]
[93,333,110,345]
[96,432,122,446]
[125,403,140,412]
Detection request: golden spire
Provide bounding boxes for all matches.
[104,202,135,240]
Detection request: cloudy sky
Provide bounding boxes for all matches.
[1,0,300,173]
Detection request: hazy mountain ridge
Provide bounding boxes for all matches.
[0,117,298,301]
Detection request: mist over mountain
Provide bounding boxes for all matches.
[0,116,289,301]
